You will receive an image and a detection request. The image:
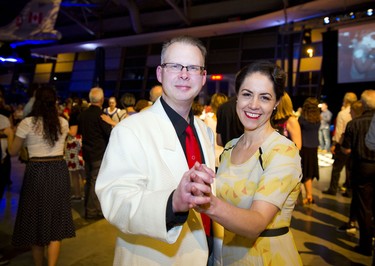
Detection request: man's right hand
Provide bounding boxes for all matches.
[172,162,213,212]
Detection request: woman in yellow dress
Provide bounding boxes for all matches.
[195,61,303,265]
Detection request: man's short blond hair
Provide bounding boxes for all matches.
[361,89,375,110]
[343,92,357,106]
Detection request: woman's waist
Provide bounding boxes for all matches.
[29,155,64,162]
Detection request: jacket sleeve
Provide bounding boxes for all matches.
[95,120,183,243]
[365,114,375,151]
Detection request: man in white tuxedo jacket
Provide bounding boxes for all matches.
[96,36,222,265]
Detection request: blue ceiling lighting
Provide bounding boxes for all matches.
[60,1,98,8]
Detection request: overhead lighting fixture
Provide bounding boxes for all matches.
[211,74,223,80]
[322,8,374,26]
[306,48,314,58]
[0,43,26,63]
[0,57,22,63]
[80,43,101,51]
[31,53,57,60]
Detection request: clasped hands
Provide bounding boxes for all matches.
[172,162,215,213]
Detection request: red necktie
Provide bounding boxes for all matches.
[185,125,211,236]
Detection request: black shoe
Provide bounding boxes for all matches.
[336,222,356,232]
[342,191,352,198]
[354,245,372,256]
[322,189,336,195]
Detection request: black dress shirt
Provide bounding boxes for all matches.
[160,97,205,230]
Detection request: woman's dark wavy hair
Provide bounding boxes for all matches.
[29,85,62,147]
[301,97,321,123]
[235,60,286,101]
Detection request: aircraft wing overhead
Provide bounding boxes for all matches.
[0,0,62,41]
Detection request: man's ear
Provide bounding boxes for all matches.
[156,65,163,84]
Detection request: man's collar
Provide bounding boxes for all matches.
[160,97,195,135]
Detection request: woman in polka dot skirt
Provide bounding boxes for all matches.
[5,85,76,266]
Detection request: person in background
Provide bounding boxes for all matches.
[318,102,332,153]
[103,96,121,119]
[203,93,228,169]
[195,61,303,265]
[142,85,164,111]
[96,35,217,265]
[101,96,127,127]
[0,114,11,266]
[341,90,375,257]
[0,95,13,129]
[364,101,375,265]
[365,112,375,151]
[149,84,163,103]
[216,96,244,147]
[323,92,357,196]
[0,95,11,264]
[77,87,112,220]
[134,98,150,112]
[23,84,38,118]
[62,98,73,121]
[0,114,11,199]
[192,100,205,118]
[342,100,365,199]
[294,107,303,118]
[336,100,363,233]
[0,92,13,188]
[13,104,24,126]
[65,100,86,201]
[299,97,321,205]
[121,93,137,116]
[272,91,302,149]
[4,85,75,266]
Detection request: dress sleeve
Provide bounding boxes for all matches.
[254,141,302,209]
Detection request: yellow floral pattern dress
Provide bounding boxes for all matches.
[216,131,303,265]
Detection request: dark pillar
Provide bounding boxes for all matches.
[94,47,105,88]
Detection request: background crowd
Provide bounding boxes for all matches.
[0,35,374,265]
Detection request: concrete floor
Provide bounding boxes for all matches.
[0,154,373,266]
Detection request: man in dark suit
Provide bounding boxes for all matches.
[78,87,112,219]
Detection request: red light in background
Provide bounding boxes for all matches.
[211,74,223,80]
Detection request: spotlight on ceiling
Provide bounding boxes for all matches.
[323,16,330,24]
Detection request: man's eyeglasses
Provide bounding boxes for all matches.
[161,63,205,75]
